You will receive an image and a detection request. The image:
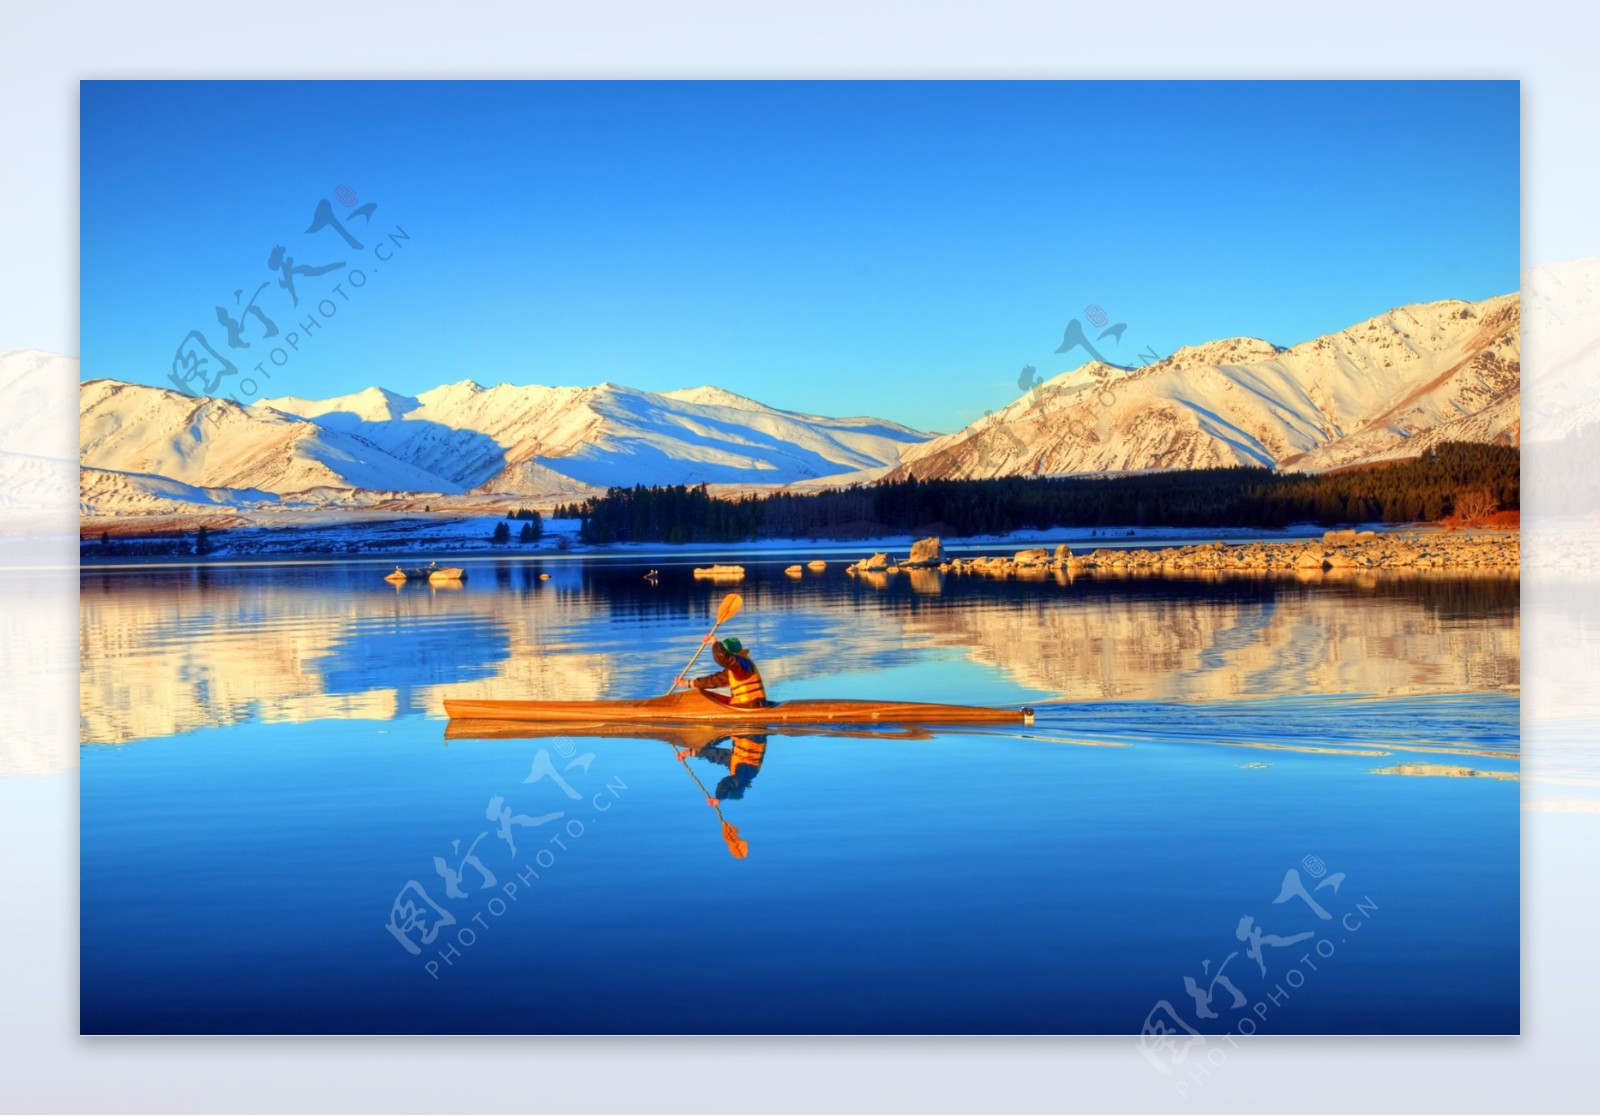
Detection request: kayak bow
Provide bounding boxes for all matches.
[443,688,1033,726]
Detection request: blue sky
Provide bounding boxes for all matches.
[81,80,1519,433]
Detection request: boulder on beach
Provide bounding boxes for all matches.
[1053,543,1073,566]
[907,536,943,566]
[1295,549,1329,570]
[1014,548,1051,566]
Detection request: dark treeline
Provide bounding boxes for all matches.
[558,442,1520,544]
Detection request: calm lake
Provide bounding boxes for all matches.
[79,548,1520,1035]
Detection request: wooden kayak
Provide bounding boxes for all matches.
[443,688,1033,726]
[444,719,937,744]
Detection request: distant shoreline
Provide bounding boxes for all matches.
[77,517,1517,572]
[927,528,1519,577]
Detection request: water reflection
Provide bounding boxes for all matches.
[79,560,1520,747]
[442,720,941,861]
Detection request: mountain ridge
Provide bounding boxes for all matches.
[64,290,1520,521]
[76,373,932,517]
[885,292,1518,481]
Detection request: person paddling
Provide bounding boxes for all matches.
[676,637,769,708]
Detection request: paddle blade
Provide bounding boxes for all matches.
[722,821,749,859]
[715,593,743,624]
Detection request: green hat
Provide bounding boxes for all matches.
[719,637,749,655]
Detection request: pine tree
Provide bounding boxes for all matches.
[492,521,511,544]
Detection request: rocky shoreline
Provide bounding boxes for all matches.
[847,529,1519,578]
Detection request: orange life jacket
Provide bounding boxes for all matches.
[729,734,767,776]
[727,654,767,706]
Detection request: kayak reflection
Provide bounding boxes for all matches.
[686,733,766,803]
[442,720,935,859]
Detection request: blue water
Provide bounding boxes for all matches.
[80,557,1519,1034]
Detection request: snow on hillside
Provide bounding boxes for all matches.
[78,467,291,517]
[72,289,1523,523]
[524,382,928,490]
[80,379,460,495]
[659,385,776,410]
[885,293,1519,480]
[78,376,931,508]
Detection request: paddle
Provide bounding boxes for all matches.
[666,592,743,697]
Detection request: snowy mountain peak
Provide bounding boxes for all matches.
[261,385,419,423]
[72,289,1522,520]
[416,379,486,406]
[1164,337,1286,370]
[80,372,932,511]
[885,291,1519,482]
[660,385,773,411]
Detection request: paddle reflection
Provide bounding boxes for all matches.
[443,720,935,859]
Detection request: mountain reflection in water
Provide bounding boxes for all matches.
[79,558,1518,747]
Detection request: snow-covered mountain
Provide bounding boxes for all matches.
[78,374,930,515]
[70,290,1523,521]
[266,379,927,493]
[80,378,461,496]
[885,293,1519,480]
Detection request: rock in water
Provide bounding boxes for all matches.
[1013,548,1050,566]
[1053,543,1073,567]
[693,564,746,580]
[907,537,943,566]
